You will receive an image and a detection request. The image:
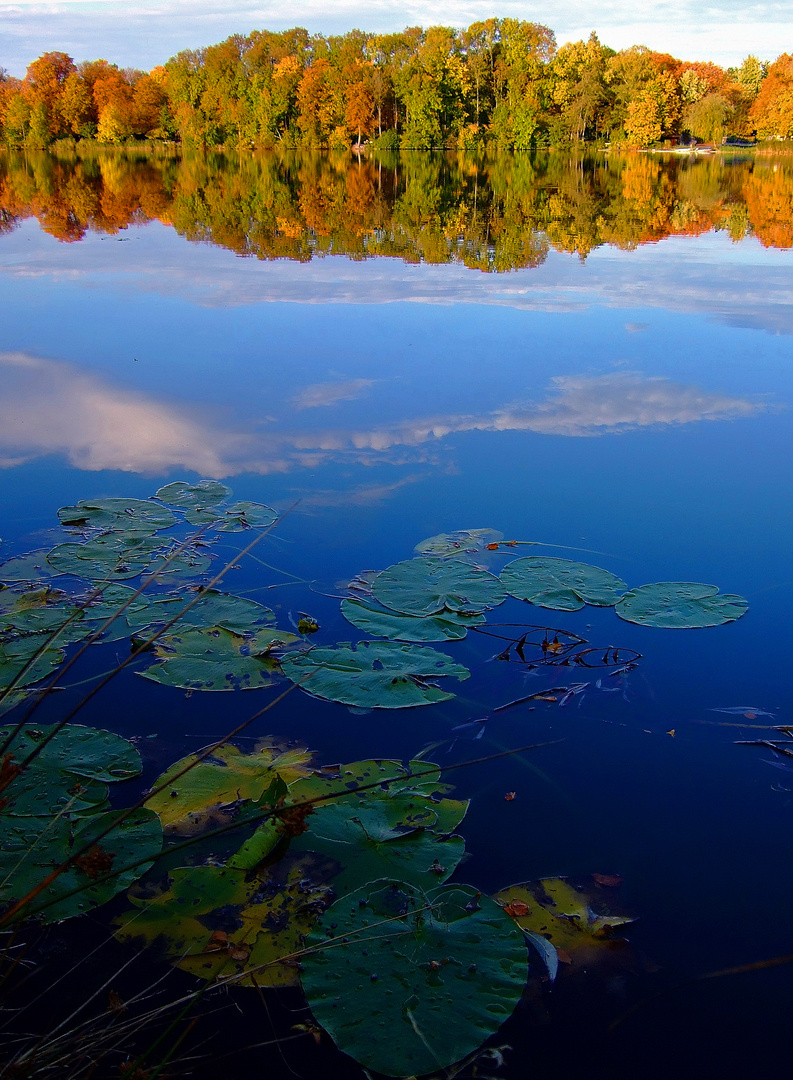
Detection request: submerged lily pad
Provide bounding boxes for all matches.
[115,857,331,987]
[0,636,66,690]
[501,557,626,611]
[340,597,485,642]
[146,739,314,835]
[154,480,232,510]
[413,529,503,560]
[615,582,749,628]
[0,551,55,582]
[139,626,298,692]
[57,498,175,534]
[372,557,506,617]
[302,880,528,1077]
[185,501,277,532]
[280,641,469,709]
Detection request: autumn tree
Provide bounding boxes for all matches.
[345,80,374,144]
[750,53,793,138]
[296,59,338,145]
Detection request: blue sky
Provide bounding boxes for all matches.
[1,0,789,77]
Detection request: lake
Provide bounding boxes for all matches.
[1,147,792,1080]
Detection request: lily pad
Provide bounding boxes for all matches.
[414,529,503,559]
[139,626,298,692]
[0,551,56,582]
[176,590,276,634]
[372,557,506,617]
[185,501,277,532]
[115,856,332,987]
[57,498,175,534]
[2,807,162,924]
[0,637,66,691]
[302,880,528,1077]
[146,739,314,835]
[154,480,232,510]
[493,876,634,971]
[340,597,485,642]
[280,641,469,709]
[47,535,165,581]
[615,582,749,628]
[501,557,626,611]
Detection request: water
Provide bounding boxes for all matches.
[1,148,792,1079]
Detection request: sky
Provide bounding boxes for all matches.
[0,0,789,78]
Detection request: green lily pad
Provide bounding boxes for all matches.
[0,551,55,582]
[145,543,213,579]
[0,637,66,691]
[0,584,86,644]
[2,807,162,923]
[138,626,298,692]
[501,557,626,611]
[302,880,528,1077]
[185,501,277,532]
[47,535,165,581]
[414,529,503,559]
[372,557,506,617]
[115,856,332,987]
[615,582,749,628]
[57,498,175,534]
[340,597,485,642]
[280,641,469,709]
[146,739,314,835]
[176,590,276,634]
[154,480,232,509]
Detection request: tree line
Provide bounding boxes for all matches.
[0,24,791,150]
[1,148,791,260]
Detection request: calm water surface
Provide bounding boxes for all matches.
[1,150,793,1079]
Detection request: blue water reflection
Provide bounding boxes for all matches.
[1,199,792,1077]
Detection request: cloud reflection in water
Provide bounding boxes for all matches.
[0,352,766,480]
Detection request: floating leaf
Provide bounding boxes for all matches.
[493,877,634,972]
[2,807,161,923]
[185,501,277,532]
[57,498,175,534]
[280,641,469,709]
[302,880,528,1077]
[615,582,749,628]
[47,535,165,581]
[288,760,467,894]
[0,637,65,691]
[139,626,298,692]
[501,557,626,611]
[340,597,485,642]
[175,590,276,634]
[115,856,331,987]
[0,551,55,582]
[154,480,232,510]
[413,529,503,560]
[372,557,506,617]
[146,739,314,835]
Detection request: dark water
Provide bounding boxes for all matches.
[1,149,793,1079]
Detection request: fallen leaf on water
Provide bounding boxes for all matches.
[556,948,573,965]
[504,791,516,801]
[592,873,623,888]
[486,543,499,551]
[667,729,676,737]
[503,900,531,918]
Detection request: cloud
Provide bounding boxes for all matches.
[292,378,374,410]
[0,0,788,76]
[0,353,766,481]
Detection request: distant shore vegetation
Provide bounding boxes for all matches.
[0,23,791,151]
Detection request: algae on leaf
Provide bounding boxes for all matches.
[302,880,528,1078]
[501,557,626,610]
[615,582,749,628]
[280,640,469,708]
[372,556,506,617]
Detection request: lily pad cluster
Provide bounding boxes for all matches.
[0,723,161,922]
[0,483,302,700]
